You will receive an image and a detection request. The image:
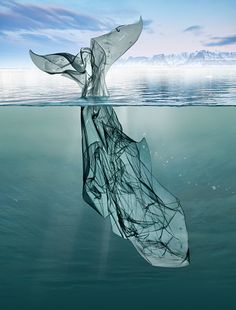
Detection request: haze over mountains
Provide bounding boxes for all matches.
[118,50,236,66]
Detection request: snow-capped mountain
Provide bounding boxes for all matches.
[117,50,236,66]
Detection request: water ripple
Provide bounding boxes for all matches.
[0,67,236,106]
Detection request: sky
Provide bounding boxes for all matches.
[0,0,236,67]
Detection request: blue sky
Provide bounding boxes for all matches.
[0,0,236,67]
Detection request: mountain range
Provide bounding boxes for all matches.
[117,50,236,66]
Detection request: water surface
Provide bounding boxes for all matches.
[0,66,236,106]
[0,68,236,309]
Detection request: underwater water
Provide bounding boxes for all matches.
[0,68,236,309]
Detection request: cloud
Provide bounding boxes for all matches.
[183,25,203,36]
[142,19,154,34]
[0,0,119,47]
[205,35,236,46]
[1,28,102,47]
[143,19,153,29]
[0,1,147,46]
[0,0,112,32]
[0,0,150,53]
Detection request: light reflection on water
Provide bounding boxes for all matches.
[0,66,236,106]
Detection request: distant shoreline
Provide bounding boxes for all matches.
[1,65,236,70]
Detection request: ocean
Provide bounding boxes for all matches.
[0,66,235,309]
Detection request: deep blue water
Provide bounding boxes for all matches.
[0,68,236,309]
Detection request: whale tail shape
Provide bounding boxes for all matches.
[30,18,143,97]
[30,18,190,267]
